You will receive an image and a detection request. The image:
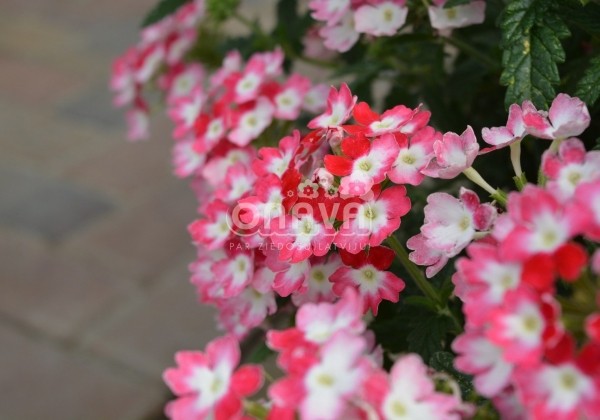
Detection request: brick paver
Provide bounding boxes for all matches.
[0,0,221,418]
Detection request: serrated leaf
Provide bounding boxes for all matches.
[499,0,570,109]
[403,295,438,312]
[141,0,191,28]
[559,0,600,35]
[406,313,453,361]
[575,55,600,106]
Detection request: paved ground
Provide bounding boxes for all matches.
[0,1,240,418]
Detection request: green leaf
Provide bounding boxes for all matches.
[575,55,600,106]
[141,0,191,28]
[429,351,474,396]
[406,312,453,361]
[499,0,570,109]
[559,0,600,35]
[245,341,274,364]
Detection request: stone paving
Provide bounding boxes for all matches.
[0,1,233,418]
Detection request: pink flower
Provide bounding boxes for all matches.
[452,329,514,397]
[354,1,408,37]
[228,98,274,146]
[592,249,600,275]
[325,133,400,196]
[319,13,361,53]
[455,242,522,327]
[172,136,206,178]
[388,127,440,185]
[353,101,428,137]
[303,83,329,114]
[272,259,311,297]
[330,246,405,315]
[165,29,197,65]
[364,354,463,419]
[291,255,341,306]
[163,63,205,104]
[211,249,255,298]
[542,137,600,199]
[500,185,589,260]
[233,57,266,104]
[267,288,365,369]
[125,104,150,141]
[135,43,165,83]
[111,47,137,107]
[335,185,411,253]
[415,188,497,259]
[194,112,228,153]
[222,267,277,329]
[407,233,449,278]
[215,163,256,203]
[210,50,243,87]
[514,362,599,419]
[237,174,286,235]
[308,0,351,28]
[270,213,336,262]
[274,74,311,120]
[486,288,548,366]
[522,93,591,140]
[189,245,227,302]
[299,332,369,419]
[163,336,263,420]
[270,332,369,420]
[308,83,357,129]
[421,126,479,179]
[202,147,255,187]
[252,131,300,178]
[303,26,337,61]
[169,88,205,139]
[253,47,285,77]
[428,1,486,30]
[574,180,600,241]
[481,104,526,149]
[189,200,232,250]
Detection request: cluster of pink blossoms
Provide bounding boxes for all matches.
[166,85,600,418]
[113,8,600,415]
[307,0,485,52]
[188,81,476,337]
[110,0,206,140]
[449,95,600,419]
[165,290,472,419]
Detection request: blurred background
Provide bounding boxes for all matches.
[0,0,233,418]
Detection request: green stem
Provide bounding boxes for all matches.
[386,235,441,305]
[462,167,507,207]
[509,141,523,178]
[462,167,496,196]
[243,401,268,419]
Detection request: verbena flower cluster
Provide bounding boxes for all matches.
[112,0,600,418]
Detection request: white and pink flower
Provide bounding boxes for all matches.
[330,246,405,315]
[354,1,408,37]
[163,336,263,420]
[308,83,357,129]
[522,93,591,140]
[422,126,479,179]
